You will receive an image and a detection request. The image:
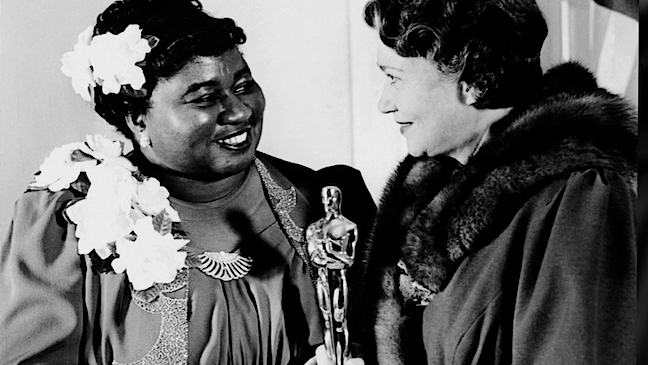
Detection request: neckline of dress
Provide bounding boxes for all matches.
[168,164,255,211]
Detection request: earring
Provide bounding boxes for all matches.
[138,132,150,148]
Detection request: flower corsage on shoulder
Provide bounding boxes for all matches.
[30,135,189,294]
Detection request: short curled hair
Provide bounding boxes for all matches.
[92,0,246,139]
[365,0,548,109]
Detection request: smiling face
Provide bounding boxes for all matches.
[376,42,483,158]
[137,48,265,180]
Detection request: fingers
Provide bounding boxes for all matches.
[309,344,365,365]
[315,345,334,365]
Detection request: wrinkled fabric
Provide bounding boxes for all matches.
[422,169,636,365]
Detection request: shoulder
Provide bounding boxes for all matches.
[455,167,637,286]
[505,167,636,249]
[525,168,635,217]
[560,168,636,204]
[13,188,77,226]
[256,151,317,176]
[257,151,363,182]
[539,167,635,240]
[504,167,636,280]
[3,188,82,287]
[256,152,371,204]
[8,188,78,259]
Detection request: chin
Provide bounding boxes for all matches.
[212,151,256,176]
[407,147,425,157]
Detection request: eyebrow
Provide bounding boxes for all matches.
[378,64,403,73]
[183,66,252,96]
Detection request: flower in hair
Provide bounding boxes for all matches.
[89,24,151,94]
[61,24,152,101]
[60,26,95,101]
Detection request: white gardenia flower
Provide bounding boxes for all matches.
[88,24,151,94]
[84,134,123,159]
[66,162,138,257]
[85,162,138,213]
[112,217,188,290]
[66,193,135,258]
[60,25,95,101]
[30,142,97,191]
[134,178,180,221]
[83,134,135,172]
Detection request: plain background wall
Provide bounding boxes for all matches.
[0,0,638,240]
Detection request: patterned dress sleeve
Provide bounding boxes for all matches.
[0,189,86,364]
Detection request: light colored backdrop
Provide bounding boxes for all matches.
[0,0,638,240]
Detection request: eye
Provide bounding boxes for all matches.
[385,73,398,85]
[233,80,255,95]
[190,93,217,106]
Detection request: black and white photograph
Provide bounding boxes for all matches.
[0,0,639,364]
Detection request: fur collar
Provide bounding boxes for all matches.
[361,62,637,365]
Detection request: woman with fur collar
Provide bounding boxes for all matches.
[311,0,637,364]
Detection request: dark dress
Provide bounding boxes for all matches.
[0,151,376,365]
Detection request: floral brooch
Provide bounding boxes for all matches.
[30,135,188,291]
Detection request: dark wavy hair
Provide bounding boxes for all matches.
[91,0,246,139]
[364,0,548,109]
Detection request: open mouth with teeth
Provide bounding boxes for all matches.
[216,129,252,150]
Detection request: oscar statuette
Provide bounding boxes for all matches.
[306,186,358,365]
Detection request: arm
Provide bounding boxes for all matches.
[513,169,636,364]
[0,190,86,364]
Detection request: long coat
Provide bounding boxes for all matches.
[358,62,637,365]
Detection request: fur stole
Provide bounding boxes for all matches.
[359,62,637,365]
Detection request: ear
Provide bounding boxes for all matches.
[126,114,146,136]
[460,82,480,106]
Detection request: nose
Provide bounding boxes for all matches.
[220,93,252,125]
[377,83,396,114]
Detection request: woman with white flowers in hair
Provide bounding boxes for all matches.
[0,1,375,364]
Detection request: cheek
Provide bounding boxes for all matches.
[148,113,206,150]
[245,93,266,117]
[194,111,217,128]
[399,87,431,118]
